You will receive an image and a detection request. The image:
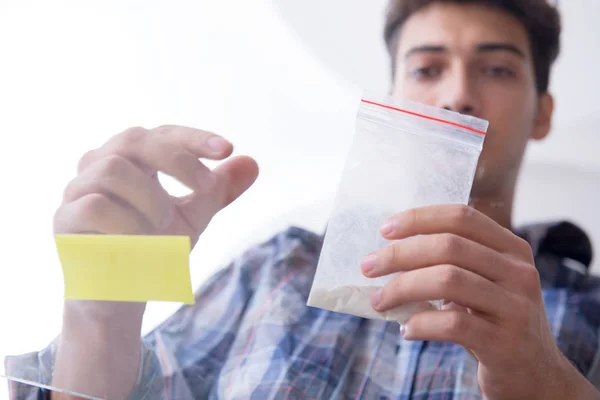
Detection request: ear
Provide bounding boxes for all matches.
[532,93,554,141]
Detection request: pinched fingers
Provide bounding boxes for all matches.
[77,126,229,193]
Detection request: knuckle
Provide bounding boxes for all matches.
[64,156,134,203]
[62,180,83,203]
[389,275,405,297]
[119,126,148,147]
[451,204,473,223]
[79,193,111,216]
[437,233,462,256]
[52,207,67,233]
[437,265,463,287]
[520,263,541,293]
[54,193,113,234]
[386,243,400,267]
[77,149,97,173]
[403,208,418,231]
[153,124,175,135]
[515,236,534,259]
[442,312,467,337]
[98,154,132,178]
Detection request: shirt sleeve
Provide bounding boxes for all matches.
[582,276,600,389]
[4,238,274,400]
[4,337,57,400]
[139,241,273,400]
[4,337,164,400]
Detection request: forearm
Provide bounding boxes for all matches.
[51,301,146,400]
[570,369,600,400]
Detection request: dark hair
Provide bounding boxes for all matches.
[384,0,561,93]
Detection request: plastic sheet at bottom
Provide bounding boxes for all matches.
[0,299,192,400]
[1,375,104,400]
[0,232,199,400]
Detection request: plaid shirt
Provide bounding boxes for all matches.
[7,221,600,399]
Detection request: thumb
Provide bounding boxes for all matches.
[179,155,259,226]
[211,155,259,210]
[439,301,479,360]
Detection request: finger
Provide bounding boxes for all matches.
[151,125,233,160]
[362,233,521,283]
[211,155,259,210]
[372,265,511,318]
[78,145,156,176]
[380,204,532,259]
[79,126,233,173]
[54,193,152,235]
[63,155,171,229]
[78,126,219,192]
[77,149,98,174]
[402,310,497,357]
[178,156,259,230]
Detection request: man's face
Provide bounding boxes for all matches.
[391,3,553,200]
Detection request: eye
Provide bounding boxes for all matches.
[411,66,442,80]
[482,66,516,78]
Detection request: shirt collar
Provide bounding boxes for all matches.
[516,221,594,290]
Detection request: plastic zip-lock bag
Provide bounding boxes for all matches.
[307,93,488,323]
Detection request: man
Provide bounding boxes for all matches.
[8,0,600,399]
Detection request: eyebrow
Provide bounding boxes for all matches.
[404,42,526,59]
[477,42,525,58]
[404,45,446,59]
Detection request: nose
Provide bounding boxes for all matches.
[440,70,479,116]
[445,103,474,115]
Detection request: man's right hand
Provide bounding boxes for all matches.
[50,125,258,399]
[55,124,258,320]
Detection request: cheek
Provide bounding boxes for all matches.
[475,90,534,170]
[480,89,536,143]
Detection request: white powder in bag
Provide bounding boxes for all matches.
[308,286,438,324]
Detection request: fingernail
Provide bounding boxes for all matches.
[361,254,377,274]
[206,136,230,152]
[371,288,383,309]
[400,325,407,338]
[380,220,394,236]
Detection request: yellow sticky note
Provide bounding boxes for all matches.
[55,235,195,304]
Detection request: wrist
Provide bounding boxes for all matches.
[545,353,600,400]
[54,301,146,400]
[62,300,146,341]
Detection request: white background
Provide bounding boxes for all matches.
[0,0,598,397]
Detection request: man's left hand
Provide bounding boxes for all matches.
[361,204,596,400]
